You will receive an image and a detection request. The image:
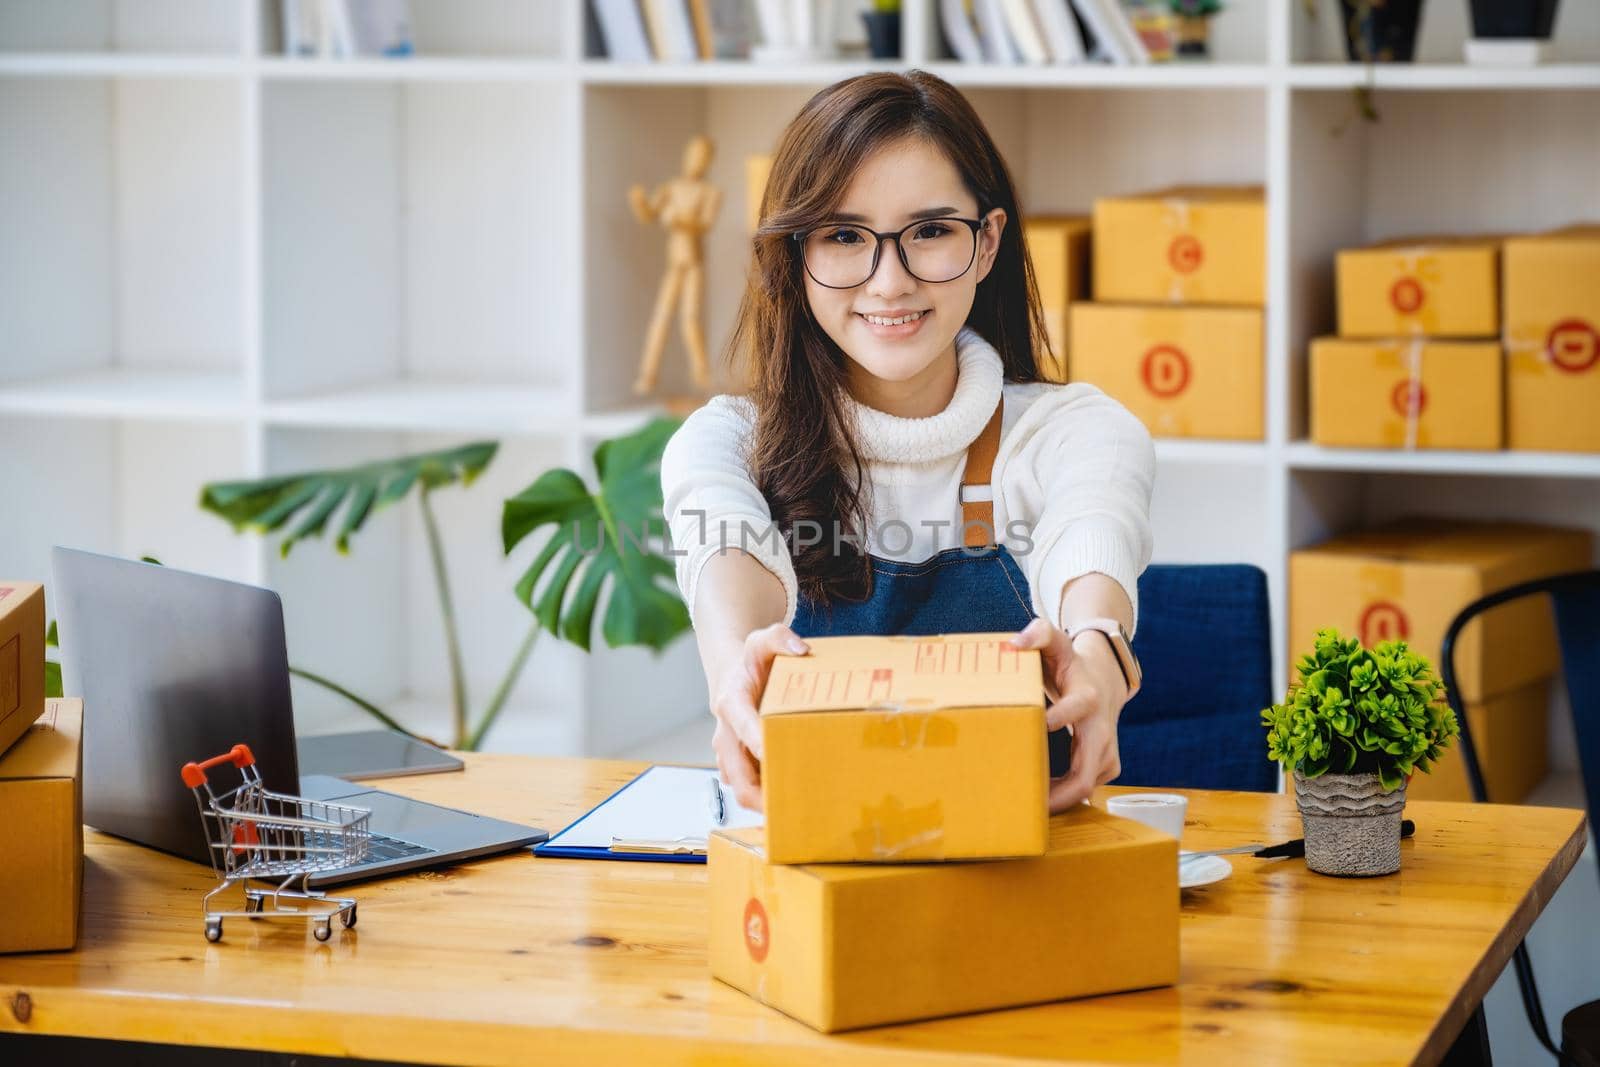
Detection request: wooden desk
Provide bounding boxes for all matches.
[0,755,1587,1066]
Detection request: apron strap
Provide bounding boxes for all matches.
[959,397,1003,548]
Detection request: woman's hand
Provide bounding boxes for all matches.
[1007,617,1130,813]
[709,623,809,812]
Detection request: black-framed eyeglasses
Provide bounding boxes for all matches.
[791,215,989,290]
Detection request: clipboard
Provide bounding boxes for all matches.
[533,764,762,864]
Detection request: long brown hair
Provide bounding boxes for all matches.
[726,70,1050,609]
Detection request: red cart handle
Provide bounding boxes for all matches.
[180,744,256,788]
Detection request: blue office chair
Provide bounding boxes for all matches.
[1441,570,1600,1067]
[1115,563,1278,792]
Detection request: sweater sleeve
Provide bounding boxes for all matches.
[998,383,1156,635]
[660,396,799,629]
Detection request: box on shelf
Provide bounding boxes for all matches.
[1069,303,1263,440]
[1308,337,1502,450]
[0,698,83,954]
[1092,185,1265,306]
[1503,224,1600,453]
[1290,519,1593,704]
[1025,215,1091,382]
[708,806,1179,1033]
[1407,678,1549,804]
[0,581,47,759]
[1335,237,1499,339]
[759,633,1047,865]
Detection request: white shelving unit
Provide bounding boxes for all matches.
[3,0,1599,763]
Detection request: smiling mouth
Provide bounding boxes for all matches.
[858,310,928,326]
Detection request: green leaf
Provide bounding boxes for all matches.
[503,418,689,653]
[45,620,58,648]
[44,659,62,699]
[199,441,498,558]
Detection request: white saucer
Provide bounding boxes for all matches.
[1178,853,1232,889]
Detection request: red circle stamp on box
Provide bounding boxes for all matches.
[1168,235,1203,274]
[1547,318,1600,374]
[743,897,770,963]
[1141,344,1191,398]
[1391,379,1427,418]
[1359,601,1410,646]
[1389,277,1425,314]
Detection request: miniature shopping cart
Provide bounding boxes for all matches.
[181,743,371,944]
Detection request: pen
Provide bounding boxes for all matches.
[709,777,727,826]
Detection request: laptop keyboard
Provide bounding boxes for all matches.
[364,832,432,863]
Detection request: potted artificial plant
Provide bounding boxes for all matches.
[1262,627,1459,877]
[1336,0,1424,63]
[861,0,901,60]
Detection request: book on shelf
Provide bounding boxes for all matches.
[943,0,1155,66]
[280,0,413,60]
[595,0,729,61]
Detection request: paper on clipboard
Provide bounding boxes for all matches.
[539,765,762,854]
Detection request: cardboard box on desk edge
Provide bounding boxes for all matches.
[1093,185,1265,306]
[1026,215,1091,382]
[1336,237,1500,339]
[1290,519,1593,704]
[1309,337,1502,450]
[1070,303,1263,441]
[1504,224,1600,453]
[759,633,1048,865]
[0,581,47,759]
[708,806,1179,1033]
[1407,678,1549,804]
[0,697,83,953]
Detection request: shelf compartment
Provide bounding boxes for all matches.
[265,380,576,434]
[261,79,575,402]
[1285,443,1600,479]
[0,76,245,387]
[0,0,239,54]
[0,367,247,420]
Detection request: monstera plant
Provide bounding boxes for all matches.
[198,419,689,750]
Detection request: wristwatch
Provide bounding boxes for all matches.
[1065,618,1143,702]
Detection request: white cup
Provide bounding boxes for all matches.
[1106,793,1189,842]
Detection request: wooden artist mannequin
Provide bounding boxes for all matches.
[628,134,721,396]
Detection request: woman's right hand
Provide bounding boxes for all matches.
[709,623,809,812]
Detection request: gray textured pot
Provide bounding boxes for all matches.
[1293,771,1407,877]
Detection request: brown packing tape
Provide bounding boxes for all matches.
[1401,337,1424,450]
[1162,198,1191,302]
[1391,249,1445,336]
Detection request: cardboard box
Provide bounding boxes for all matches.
[709,806,1179,1032]
[1025,215,1091,382]
[1290,520,1593,704]
[0,581,47,759]
[1093,185,1265,306]
[1069,303,1263,440]
[1309,337,1503,450]
[1407,679,1549,804]
[1335,237,1499,339]
[0,698,83,953]
[759,633,1048,865]
[1503,225,1600,453]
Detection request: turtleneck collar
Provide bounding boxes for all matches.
[843,325,1004,465]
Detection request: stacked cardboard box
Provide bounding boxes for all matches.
[1503,225,1600,453]
[1069,186,1265,440]
[708,633,1179,1032]
[1290,519,1592,803]
[1024,216,1091,383]
[0,582,48,758]
[1312,237,1503,450]
[0,697,84,953]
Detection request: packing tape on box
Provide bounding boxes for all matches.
[1402,337,1424,451]
[852,794,946,859]
[1164,197,1192,302]
[861,703,959,747]
[1392,249,1444,336]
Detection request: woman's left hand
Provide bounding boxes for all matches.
[1007,616,1130,813]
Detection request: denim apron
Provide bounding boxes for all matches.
[790,397,1072,777]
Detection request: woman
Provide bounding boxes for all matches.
[661,70,1154,815]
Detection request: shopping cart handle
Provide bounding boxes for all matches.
[180,744,257,788]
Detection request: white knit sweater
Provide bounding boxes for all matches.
[659,325,1156,633]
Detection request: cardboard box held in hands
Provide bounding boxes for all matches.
[709,805,1180,1032]
[758,633,1049,865]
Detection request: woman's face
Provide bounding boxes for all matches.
[802,137,1007,395]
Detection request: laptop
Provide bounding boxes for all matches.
[52,548,547,887]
